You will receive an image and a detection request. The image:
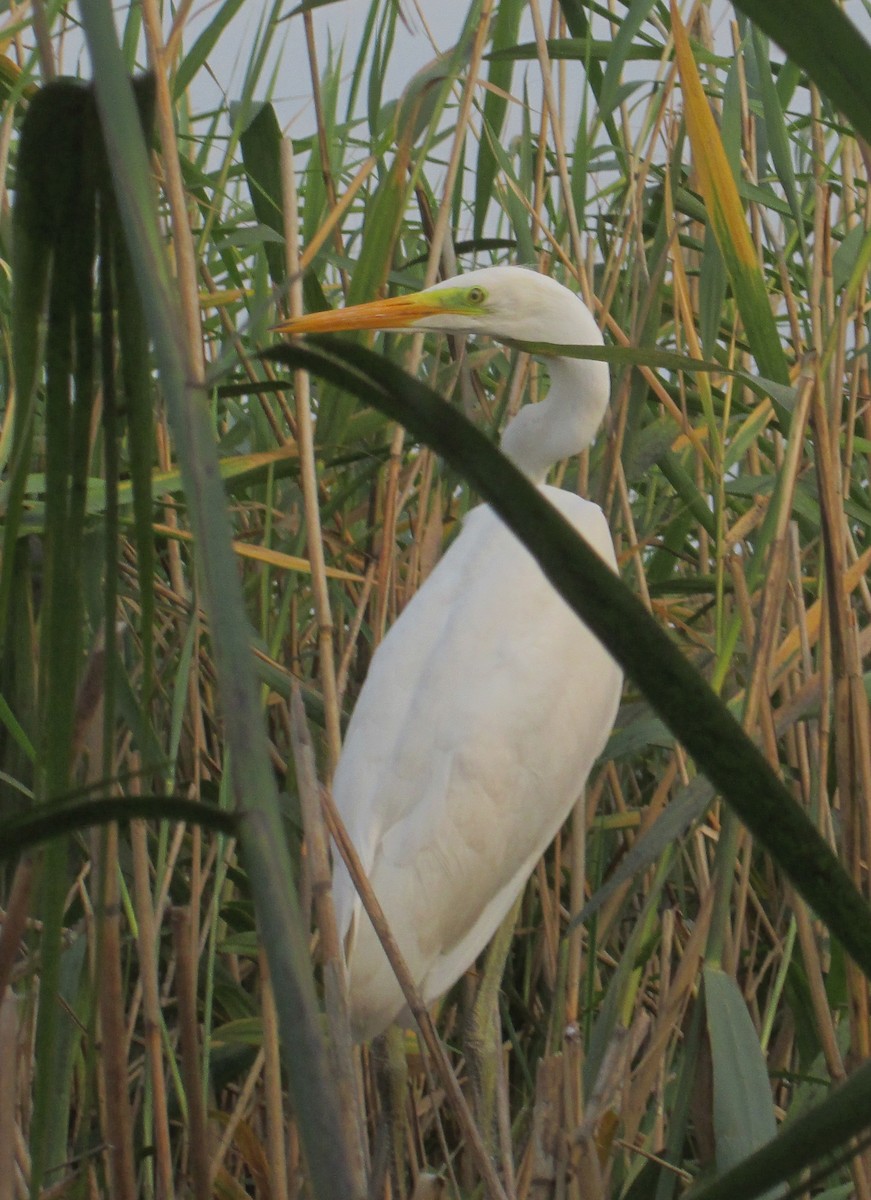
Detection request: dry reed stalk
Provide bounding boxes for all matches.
[405,452,440,598]
[615,462,653,609]
[622,885,715,1149]
[138,822,188,1008]
[321,786,510,1200]
[373,1,493,645]
[209,1044,265,1181]
[259,948,290,1200]
[200,260,294,442]
[94,823,138,1200]
[0,860,33,1004]
[281,136,343,773]
[720,379,816,975]
[528,1053,566,1200]
[812,353,871,1200]
[596,758,679,945]
[565,800,586,1028]
[534,858,560,993]
[171,906,212,1200]
[302,5,349,297]
[29,0,55,78]
[288,682,368,1190]
[141,0,204,375]
[374,424,417,645]
[335,560,378,707]
[529,0,585,296]
[0,992,20,1200]
[130,804,175,1200]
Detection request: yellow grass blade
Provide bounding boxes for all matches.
[671,0,790,390]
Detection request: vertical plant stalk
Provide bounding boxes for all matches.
[812,362,871,1062]
[95,823,138,1200]
[171,907,211,1200]
[0,859,33,1001]
[92,202,139,1200]
[79,6,360,1198]
[809,93,871,1196]
[373,0,493,643]
[131,806,175,1200]
[259,950,290,1200]
[289,686,367,1190]
[140,0,204,375]
[30,0,55,79]
[0,994,19,1200]
[280,139,343,772]
[302,7,349,296]
[529,0,587,297]
[708,373,814,970]
[566,799,586,1026]
[321,786,510,1200]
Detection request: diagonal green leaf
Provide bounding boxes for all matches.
[264,335,871,985]
[172,0,248,99]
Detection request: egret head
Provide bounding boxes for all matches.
[274,264,611,481]
[273,265,602,351]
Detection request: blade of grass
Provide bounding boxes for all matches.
[671,0,791,397]
[704,966,780,1195]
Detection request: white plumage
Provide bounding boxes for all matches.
[275,266,623,1041]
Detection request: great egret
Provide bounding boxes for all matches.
[275,266,622,1041]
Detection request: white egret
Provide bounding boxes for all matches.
[275,266,622,1041]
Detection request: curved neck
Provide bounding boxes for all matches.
[499,355,610,483]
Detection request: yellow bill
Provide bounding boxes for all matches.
[273,291,453,336]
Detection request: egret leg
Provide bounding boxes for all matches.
[371,1026,409,1197]
[465,894,523,1164]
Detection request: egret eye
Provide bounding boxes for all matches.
[467,286,486,305]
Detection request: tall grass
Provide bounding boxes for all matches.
[1,1,870,1198]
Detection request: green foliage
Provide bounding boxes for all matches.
[2,1,871,1198]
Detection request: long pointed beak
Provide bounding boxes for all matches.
[272,291,445,336]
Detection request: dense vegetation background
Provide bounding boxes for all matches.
[1,0,871,1197]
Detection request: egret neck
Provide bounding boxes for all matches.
[499,350,610,484]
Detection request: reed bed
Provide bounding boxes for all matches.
[1,1,870,1197]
